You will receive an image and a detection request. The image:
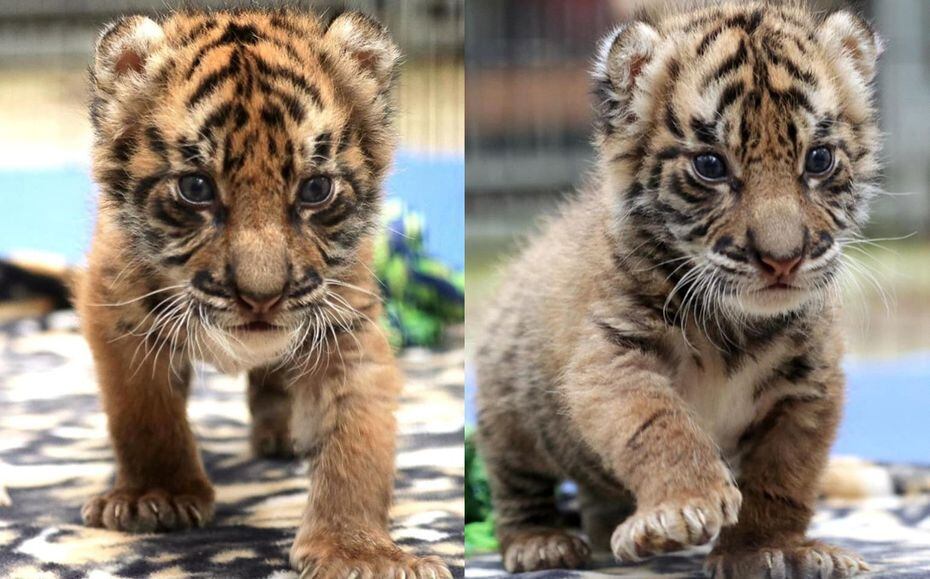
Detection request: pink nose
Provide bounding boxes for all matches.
[238,291,283,314]
[758,254,804,280]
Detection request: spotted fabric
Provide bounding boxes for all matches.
[466,496,930,578]
[0,313,464,578]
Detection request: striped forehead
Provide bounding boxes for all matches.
[163,15,340,178]
[665,7,840,154]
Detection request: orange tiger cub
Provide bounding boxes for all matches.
[476,1,882,578]
[76,9,450,578]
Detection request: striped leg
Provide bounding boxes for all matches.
[485,455,591,573]
[80,330,214,533]
[247,366,294,459]
[287,328,451,578]
[705,392,868,578]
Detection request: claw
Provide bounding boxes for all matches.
[187,504,202,527]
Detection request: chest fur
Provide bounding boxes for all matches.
[671,335,803,463]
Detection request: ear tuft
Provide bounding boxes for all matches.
[94,16,165,93]
[593,22,661,125]
[817,11,883,83]
[325,11,400,93]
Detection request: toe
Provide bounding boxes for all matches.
[81,496,105,527]
[146,494,177,530]
[412,557,452,579]
[101,496,129,530]
[831,551,866,578]
[681,505,716,545]
[519,536,544,571]
[504,532,586,572]
[130,499,159,533]
[502,545,520,573]
[766,549,787,579]
[612,518,645,562]
[548,535,584,569]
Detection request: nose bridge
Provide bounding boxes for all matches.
[229,189,289,298]
[746,183,806,259]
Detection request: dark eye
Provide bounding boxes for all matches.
[298,176,334,206]
[804,146,834,175]
[177,173,215,206]
[692,153,728,181]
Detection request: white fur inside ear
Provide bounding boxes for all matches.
[325,12,400,92]
[94,16,165,90]
[596,22,661,93]
[817,11,883,83]
[593,21,661,130]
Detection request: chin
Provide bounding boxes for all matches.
[198,325,295,374]
[725,286,816,318]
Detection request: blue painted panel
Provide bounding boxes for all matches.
[387,152,464,270]
[835,353,930,464]
[0,167,96,263]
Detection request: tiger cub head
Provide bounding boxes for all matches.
[90,9,399,369]
[593,1,882,317]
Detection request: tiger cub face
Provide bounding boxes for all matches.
[594,2,882,317]
[90,10,398,369]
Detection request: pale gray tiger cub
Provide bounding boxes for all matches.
[475,1,883,577]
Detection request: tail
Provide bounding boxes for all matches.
[0,256,76,323]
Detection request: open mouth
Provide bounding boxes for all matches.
[230,321,282,333]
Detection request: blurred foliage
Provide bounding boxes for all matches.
[464,426,498,556]
[375,201,464,348]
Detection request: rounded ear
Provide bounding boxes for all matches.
[324,11,401,94]
[93,16,165,95]
[592,22,661,125]
[817,10,883,84]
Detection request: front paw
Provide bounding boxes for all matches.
[81,486,215,533]
[705,542,869,579]
[290,534,452,579]
[502,529,591,573]
[611,483,742,562]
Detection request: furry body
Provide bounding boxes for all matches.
[476,2,882,577]
[75,9,450,577]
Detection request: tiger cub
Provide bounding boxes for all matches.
[476,2,882,577]
[76,9,450,578]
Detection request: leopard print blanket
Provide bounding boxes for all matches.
[0,313,464,578]
[466,474,930,578]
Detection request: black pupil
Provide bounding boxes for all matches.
[806,147,833,174]
[301,177,332,204]
[694,154,727,180]
[179,175,213,204]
